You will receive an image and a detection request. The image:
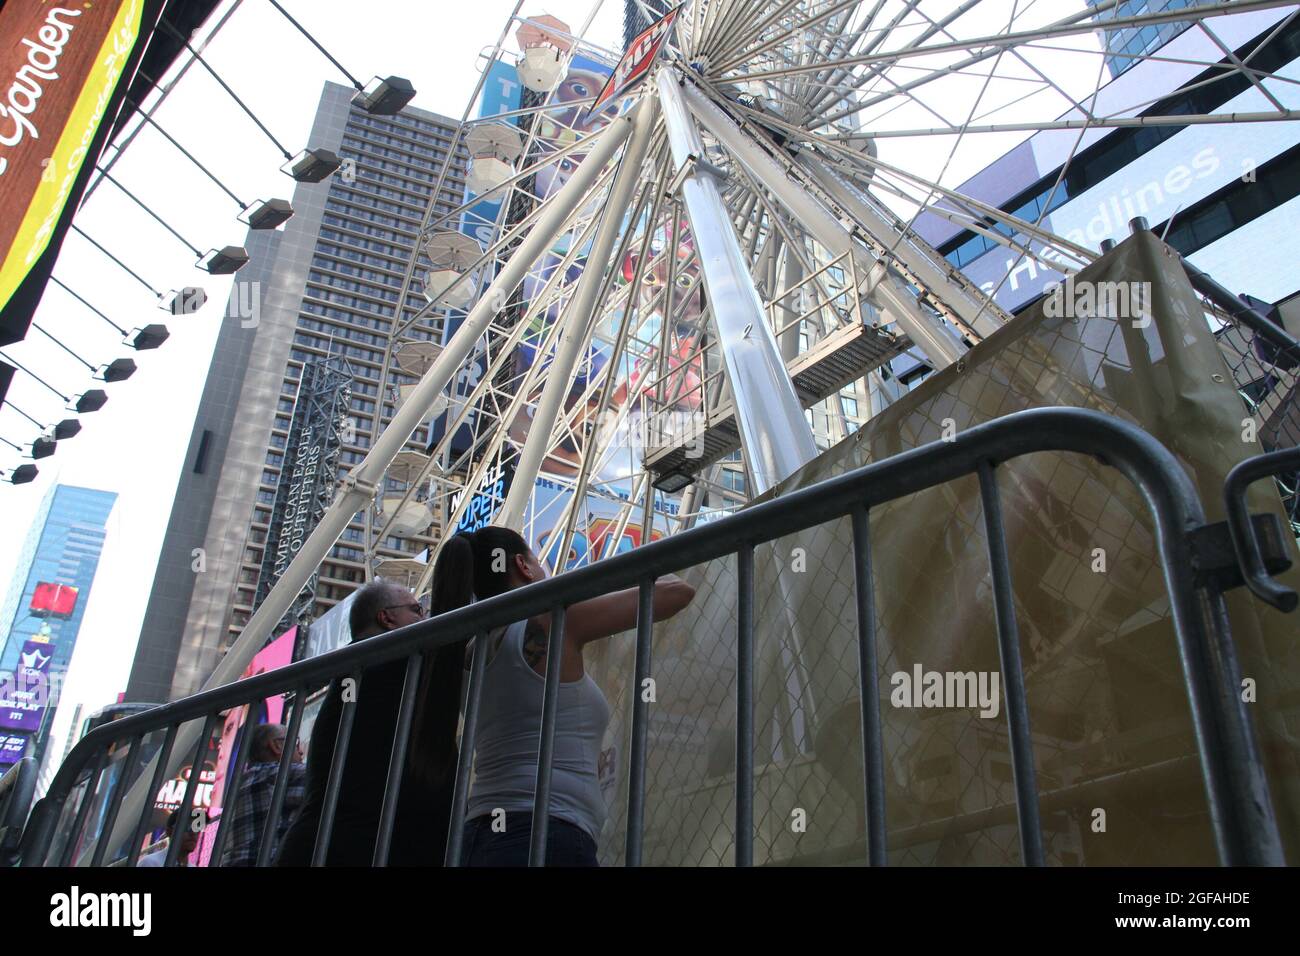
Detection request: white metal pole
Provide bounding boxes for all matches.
[677,77,966,370]
[87,107,638,864]
[498,97,656,527]
[656,67,817,496]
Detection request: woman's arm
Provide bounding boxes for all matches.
[527,574,696,647]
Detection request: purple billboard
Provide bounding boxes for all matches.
[0,639,54,732]
[0,733,27,769]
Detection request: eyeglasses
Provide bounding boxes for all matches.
[383,602,426,618]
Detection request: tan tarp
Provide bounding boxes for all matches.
[585,229,1300,865]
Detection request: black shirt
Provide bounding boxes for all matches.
[275,638,465,866]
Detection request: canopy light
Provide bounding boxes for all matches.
[100,358,137,383]
[74,390,108,413]
[282,147,342,183]
[353,76,416,115]
[240,198,294,230]
[130,324,170,351]
[197,246,250,275]
[161,287,208,315]
[30,437,56,460]
[653,471,694,493]
[8,464,38,485]
[53,419,81,440]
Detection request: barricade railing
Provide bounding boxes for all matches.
[17,407,1290,867]
[0,758,37,867]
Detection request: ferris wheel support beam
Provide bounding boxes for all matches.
[797,150,1007,338]
[657,67,818,496]
[499,97,658,527]
[678,76,965,369]
[200,102,636,692]
[735,0,1299,87]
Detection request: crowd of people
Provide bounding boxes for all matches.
[155,527,695,868]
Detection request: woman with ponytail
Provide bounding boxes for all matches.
[433,526,695,866]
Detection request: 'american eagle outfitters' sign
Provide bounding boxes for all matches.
[589,4,680,115]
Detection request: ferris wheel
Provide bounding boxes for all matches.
[284,0,1300,624]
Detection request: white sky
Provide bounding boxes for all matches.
[0,0,1113,768]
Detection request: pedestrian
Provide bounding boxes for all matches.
[218,722,305,866]
[437,527,695,866]
[138,808,201,867]
[275,580,460,866]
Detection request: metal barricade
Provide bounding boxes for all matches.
[0,758,37,867]
[17,407,1290,867]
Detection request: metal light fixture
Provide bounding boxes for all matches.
[653,471,694,493]
[240,198,294,230]
[281,147,342,183]
[74,390,108,413]
[30,437,56,460]
[197,246,250,275]
[8,464,37,485]
[352,75,416,115]
[161,287,208,315]
[129,324,170,351]
[99,358,137,383]
[53,419,80,440]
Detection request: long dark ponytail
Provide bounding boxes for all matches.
[407,526,532,812]
[429,527,531,615]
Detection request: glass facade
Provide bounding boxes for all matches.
[0,484,116,767]
[938,17,1300,271]
[1088,0,1218,78]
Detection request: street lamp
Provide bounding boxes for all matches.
[281,147,342,183]
[352,76,416,115]
[99,359,137,383]
[196,246,250,275]
[239,198,294,230]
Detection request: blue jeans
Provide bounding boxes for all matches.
[462,812,598,867]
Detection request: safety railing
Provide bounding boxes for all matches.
[16,407,1290,867]
[0,758,37,868]
[1225,446,1300,613]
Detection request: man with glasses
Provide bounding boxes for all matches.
[275,580,455,866]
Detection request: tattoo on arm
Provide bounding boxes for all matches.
[521,622,549,670]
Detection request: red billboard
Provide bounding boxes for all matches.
[589,4,680,114]
[30,581,78,618]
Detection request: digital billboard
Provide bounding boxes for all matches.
[910,8,1300,315]
[30,581,78,618]
[0,638,55,732]
[0,733,27,770]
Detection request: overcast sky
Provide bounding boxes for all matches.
[0,0,1109,769]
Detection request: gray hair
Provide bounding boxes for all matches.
[348,579,407,637]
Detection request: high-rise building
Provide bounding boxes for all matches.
[0,484,116,771]
[1088,1,1219,79]
[127,82,467,702]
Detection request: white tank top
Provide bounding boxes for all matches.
[466,620,612,839]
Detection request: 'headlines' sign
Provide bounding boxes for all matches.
[589,4,680,114]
